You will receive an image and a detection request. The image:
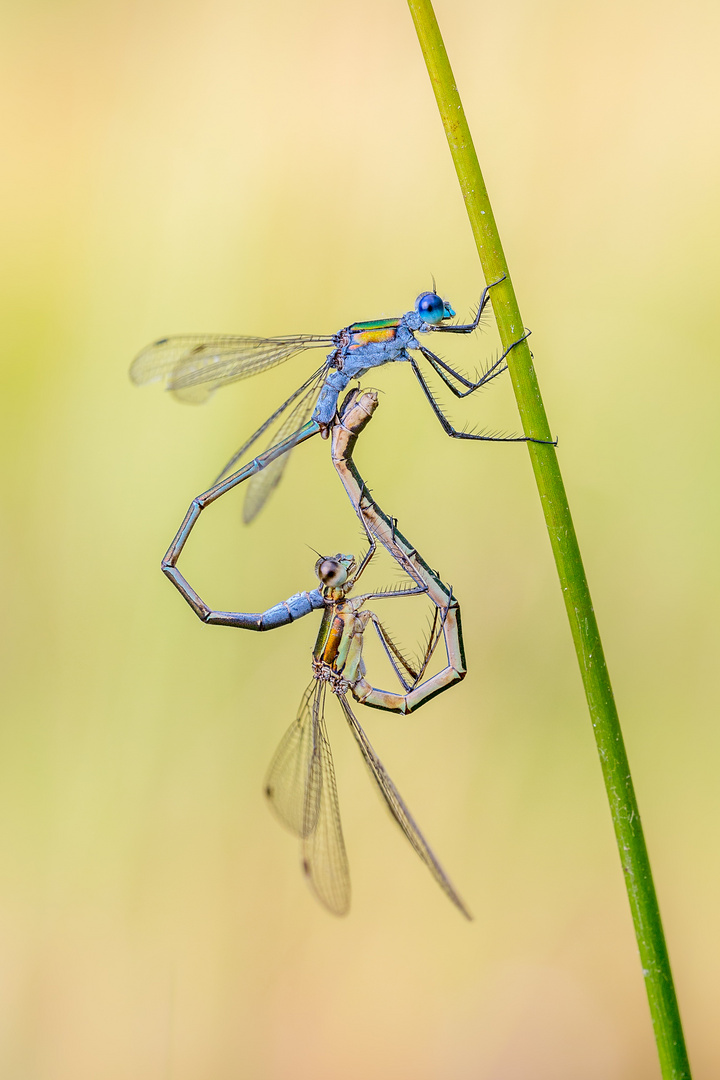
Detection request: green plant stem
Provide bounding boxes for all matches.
[405,3,691,1077]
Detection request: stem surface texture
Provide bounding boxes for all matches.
[406,2,691,1076]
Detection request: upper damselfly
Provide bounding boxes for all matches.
[131,275,545,523]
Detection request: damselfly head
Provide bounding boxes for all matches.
[315,553,356,588]
[415,292,456,325]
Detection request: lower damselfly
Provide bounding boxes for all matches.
[162,389,469,916]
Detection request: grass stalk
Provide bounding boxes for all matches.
[405,2,691,1076]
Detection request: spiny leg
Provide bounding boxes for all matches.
[416,329,530,397]
[356,581,459,708]
[353,481,428,594]
[409,357,557,446]
[368,613,423,691]
[347,496,378,589]
[430,274,504,335]
[383,585,454,688]
[353,583,428,605]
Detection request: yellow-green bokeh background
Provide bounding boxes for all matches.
[2,1,719,1076]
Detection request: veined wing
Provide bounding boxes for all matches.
[130,332,334,404]
[338,693,471,919]
[302,684,351,915]
[265,681,351,916]
[242,375,323,524]
[212,364,326,483]
[265,682,318,837]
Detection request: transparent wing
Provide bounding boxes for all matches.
[265,682,318,837]
[242,376,323,524]
[338,693,471,919]
[130,332,334,404]
[210,363,326,483]
[302,685,351,915]
[265,682,351,916]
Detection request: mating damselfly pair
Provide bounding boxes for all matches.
[132,279,551,915]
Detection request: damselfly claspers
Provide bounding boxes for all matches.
[162,390,469,917]
[131,275,547,524]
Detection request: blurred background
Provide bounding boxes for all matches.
[2,0,719,1076]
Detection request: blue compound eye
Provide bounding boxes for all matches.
[415,292,447,324]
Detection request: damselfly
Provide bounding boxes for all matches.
[131,275,547,524]
[162,390,469,916]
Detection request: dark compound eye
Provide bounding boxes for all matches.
[415,292,447,325]
[315,557,348,586]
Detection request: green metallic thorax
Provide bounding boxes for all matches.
[347,316,401,333]
[313,601,366,684]
[312,605,334,661]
